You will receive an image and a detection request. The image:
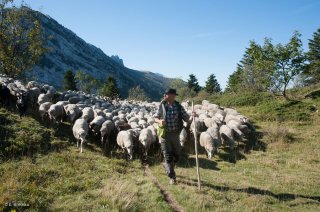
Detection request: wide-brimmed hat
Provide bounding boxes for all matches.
[165,88,178,96]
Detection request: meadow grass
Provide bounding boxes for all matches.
[0,85,320,211]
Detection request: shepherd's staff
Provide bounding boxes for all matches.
[192,101,201,190]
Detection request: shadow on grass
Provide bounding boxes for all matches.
[177,176,320,202]
[179,154,220,171]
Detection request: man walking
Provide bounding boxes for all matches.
[154,88,194,185]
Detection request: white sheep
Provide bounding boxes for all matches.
[100,120,115,146]
[179,128,188,147]
[39,102,53,121]
[72,118,89,153]
[117,130,134,160]
[139,128,154,155]
[199,127,220,159]
[37,93,50,105]
[90,115,106,135]
[219,124,236,149]
[64,104,82,123]
[48,103,64,123]
[81,107,94,123]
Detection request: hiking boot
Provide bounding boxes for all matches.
[169,178,177,185]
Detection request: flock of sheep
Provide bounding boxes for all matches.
[0,75,255,160]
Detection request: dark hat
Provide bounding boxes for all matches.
[165,88,178,96]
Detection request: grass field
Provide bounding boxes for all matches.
[0,86,320,211]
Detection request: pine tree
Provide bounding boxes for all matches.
[100,76,120,98]
[63,70,77,91]
[187,74,201,93]
[204,74,221,94]
[305,28,320,83]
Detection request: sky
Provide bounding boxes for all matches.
[17,0,320,88]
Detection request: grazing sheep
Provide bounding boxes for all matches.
[46,86,56,98]
[73,118,89,153]
[199,127,220,159]
[81,107,94,122]
[139,128,154,155]
[0,84,10,106]
[48,103,64,123]
[37,93,50,105]
[179,128,188,147]
[100,120,115,146]
[224,113,248,124]
[147,125,157,143]
[219,125,236,149]
[129,121,140,129]
[128,117,139,124]
[26,81,39,89]
[27,87,41,108]
[64,104,82,123]
[117,130,134,160]
[39,102,53,121]
[16,93,28,118]
[90,116,106,135]
[226,119,246,139]
[138,119,148,128]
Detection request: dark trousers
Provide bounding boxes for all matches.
[159,131,181,179]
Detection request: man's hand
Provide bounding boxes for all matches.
[155,118,166,126]
[159,119,166,126]
[189,111,196,122]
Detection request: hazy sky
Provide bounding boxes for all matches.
[19,0,320,88]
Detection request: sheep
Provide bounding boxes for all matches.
[226,119,251,141]
[224,113,248,124]
[89,116,106,135]
[138,119,148,128]
[27,87,41,108]
[219,125,236,149]
[100,120,115,146]
[72,118,89,153]
[147,125,157,143]
[179,128,188,147]
[199,126,220,159]
[139,128,154,156]
[37,93,50,105]
[45,86,56,98]
[69,96,82,104]
[39,102,53,121]
[128,117,139,123]
[48,103,64,123]
[64,104,82,123]
[0,84,10,106]
[26,81,39,89]
[81,107,94,122]
[16,93,28,118]
[117,130,134,160]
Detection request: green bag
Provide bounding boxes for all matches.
[157,124,166,138]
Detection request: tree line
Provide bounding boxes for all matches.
[226,29,320,99]
[63,70,148,101]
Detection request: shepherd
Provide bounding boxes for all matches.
[154,88,195,185]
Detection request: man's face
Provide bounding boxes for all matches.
[165,94,176,102]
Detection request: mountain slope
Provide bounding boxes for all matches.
[27,9,170,100]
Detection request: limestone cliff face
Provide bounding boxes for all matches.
[27,10,170,100]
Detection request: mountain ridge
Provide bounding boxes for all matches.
[26,9,171,100]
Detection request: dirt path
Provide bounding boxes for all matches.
[144,165,184,212]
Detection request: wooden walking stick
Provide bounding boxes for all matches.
[192,101,201,190]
